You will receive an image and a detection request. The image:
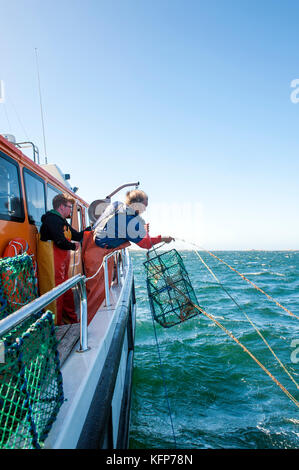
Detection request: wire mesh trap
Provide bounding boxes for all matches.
[0,253,38,320]
[0,255,64,448]
[144,248,200,328]
[0,311,64,449]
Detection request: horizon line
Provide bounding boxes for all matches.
[128,247,299,252]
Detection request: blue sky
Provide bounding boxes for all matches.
[0,0,298,249]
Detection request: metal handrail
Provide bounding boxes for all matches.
[103,248,128,307]
[105,182,140,199]
[104,252,119,307]
[15,141,40,164]
[0,273,89,352]
[0,249,129,353]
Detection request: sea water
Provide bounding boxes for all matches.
[128,250,299,449]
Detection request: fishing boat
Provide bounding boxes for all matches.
[0,133,137,449]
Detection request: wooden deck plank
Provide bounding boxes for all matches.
[55,323,80,366]
[55,324,72,342]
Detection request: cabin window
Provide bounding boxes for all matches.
[23,169,46,227]
[47,184,61,211]
[0,152,24,222]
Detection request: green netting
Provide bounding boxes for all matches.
[0,311,64,449]
[0,254,38,320]
[144,248,200,328]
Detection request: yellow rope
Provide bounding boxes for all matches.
[206,249,299,321]
[179,239,299,321]
[197,305,299,409]
[167,279,299,409]
[193,250,299,391]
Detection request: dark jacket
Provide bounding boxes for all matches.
[40,210,84,250]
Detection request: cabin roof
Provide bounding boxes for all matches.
[0,134,88,207]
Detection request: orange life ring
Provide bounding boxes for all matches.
[3,237,38,280]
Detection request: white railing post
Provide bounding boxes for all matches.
[104,255,110,307]
[76,277,89,353]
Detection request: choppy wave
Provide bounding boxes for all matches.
[129,250,299,449]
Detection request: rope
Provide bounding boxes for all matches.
[85,259,104,282]
[193,250,299,391]
[7,94,30,142]
[151,312,177,449]
[177,239,299,321]
[84,248,125,282]
[146,242,177,448]
[166,279,299,410]
[35,48,48,163]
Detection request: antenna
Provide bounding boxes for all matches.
[35,48,48,164]
[0,80,5,103]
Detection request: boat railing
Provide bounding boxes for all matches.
[15,141,40,164]
[0,274,89,353]
[103,249,127,307]
[0,248,129,355]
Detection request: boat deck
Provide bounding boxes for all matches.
[54,280,123,367]
[43,252,135,449]
[55,324,80,366]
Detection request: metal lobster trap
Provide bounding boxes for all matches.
[144,248,200,328]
